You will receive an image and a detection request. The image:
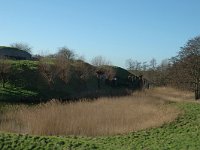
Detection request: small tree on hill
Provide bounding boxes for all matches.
[38,56,71,88]
[38,58,57,88]
[75,61,93,80]
[57,47,75,60]
[73,60,95,89]
[54,54,71,84]
[101,66,116,80]
[125,59,143,76]
[0,57,11,88]
[10,42,32,53]
[91,56,111,67]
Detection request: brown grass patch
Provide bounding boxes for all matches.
[0,87,183,137]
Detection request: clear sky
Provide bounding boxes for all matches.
[0,0,200,68]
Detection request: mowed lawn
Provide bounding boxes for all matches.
[0,88,200,150]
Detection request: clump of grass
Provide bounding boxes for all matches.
[0,88,180,136]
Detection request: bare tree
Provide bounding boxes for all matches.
[169,36,200,100]
[10,42,32,53]
[149,58,157,70]
[73,60,95,89]
[38,55,71,88]
[142,61,148,71]
[103,66,116,80]
[126,59,144,77]
[135,61,142,71]
[38,58,57,88]
[57,47,75,60]
[91,56,111,67]
[0,57,11,88]
[125,59,136,70]
[125,59,143,71]
[54,55,71,84]
[160,59,170,71]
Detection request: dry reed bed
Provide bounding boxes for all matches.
[0,88,183,137]
[147,87,194,102]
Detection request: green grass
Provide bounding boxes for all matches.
[0,102,200,149]
[10,60,38,70]
[0,85,38,102]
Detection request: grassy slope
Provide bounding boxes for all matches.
[0,60,39,102]
[0,86,38,102]
[0,102,200,150]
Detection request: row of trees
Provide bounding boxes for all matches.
[126,58,158,71]
[126,36,200,100]
[125,58,170,86]
[168,36,200,100]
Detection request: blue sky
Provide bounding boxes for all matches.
[0,0,200,68]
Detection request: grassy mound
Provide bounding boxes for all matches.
[0,46,31,60]
[0,60,134,102]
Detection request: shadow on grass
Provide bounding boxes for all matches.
[0,86,38,104]
[0,81,138,105]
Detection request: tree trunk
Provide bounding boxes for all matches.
[2,78,5,88]
[97,78,101,89]
[195,82,200,100]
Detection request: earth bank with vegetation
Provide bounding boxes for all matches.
[0,59,135,103]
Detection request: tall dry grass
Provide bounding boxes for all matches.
[147,87,194,102]
[0,87,185,137]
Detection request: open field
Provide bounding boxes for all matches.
[0,87,199,149]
